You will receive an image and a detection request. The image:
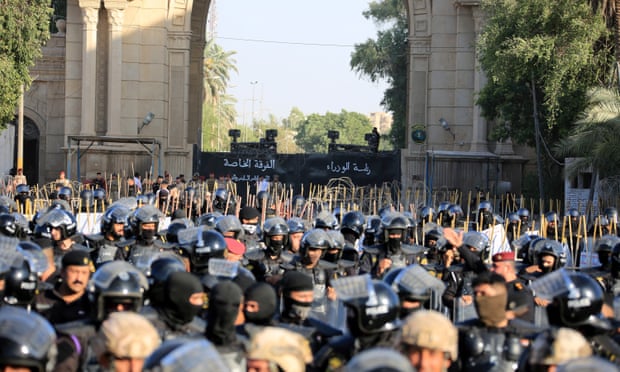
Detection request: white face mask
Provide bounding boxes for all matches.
[242,224,257,235]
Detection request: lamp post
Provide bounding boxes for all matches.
[250,80,258,128]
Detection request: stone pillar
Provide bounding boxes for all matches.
[105,2,126,136]
[78,1,100,136]
[470,7,489,153]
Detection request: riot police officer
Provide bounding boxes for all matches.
[313,279,402,370]
[283,228,335,320]
[360,212,422,279]
[456,271,537,372]
[126,205,165,264]
[86,205,132,266]
[0,306,57,372]
[246,216,290,285]
[142,271,206,341]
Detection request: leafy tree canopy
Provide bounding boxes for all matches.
[477,0,611,146]
[351,0,408,149]
[294,110,373,153]
[0,1,51,126]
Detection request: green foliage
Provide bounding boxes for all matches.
[554,87,620,179]
[202,40,238,151]
[351,0,408,148]
[477,0,610,146]
[0,0,52,126]
[294,110,373,153]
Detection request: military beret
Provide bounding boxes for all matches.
[492,251,515,262]
[61,249,92,268]
[280,271,313,293]
[239,206,260,220]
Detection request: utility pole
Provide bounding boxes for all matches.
[251,80,258,128]
[17,84,24,171]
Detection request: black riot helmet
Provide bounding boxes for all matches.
[517,207,530,223]
[437,201,451,215]
[384,267,429,302]
[4,259,38,307]
[507,212,520,224]
[100,205,131,237]
[182,228,227,273]
[324,230,345,263]
[380,212,409,245]
[215,215,244,240]
[462,231,490,253]
[477,201,494,229]
[610,241,620,279]
[535,238,567,272]
[146,255,186,307]
[80,189,94,209]
[595,235,619,267]
[165,218,193,244]
[93,188,106,201]
[546,272,606,329]
[299,228,331,258]
[341,211,365,238]
[604,207,618,224]
[16,184,30,195]
[58,186,72,201]
[363,215,382,246]
[212,188,232,212]
[0,306,57,372]
[255,190,271,212]
[89,261,148,321]
[0,213,17,237]
[418,206,435,224]
[314,210,339,230]
[196,212,222,229]
[443,204,464,227]
[130,205,163,241]
[286,217,306,234]
[11,213,30,239]
[291,194,306,216]
[343,280,401,336]
[39,208,77,240]
[262,216,289,255]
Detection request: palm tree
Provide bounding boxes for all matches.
[202,39,238,150]
[554,87,620,218]
[589,0,620,61]
[203,39,237,106]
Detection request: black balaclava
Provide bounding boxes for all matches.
[342,231,357,244]
[206,280,242,345]
[243,282,277,325]
[385,229,402,255]
[280,271,314,324]
[161,271,203,325]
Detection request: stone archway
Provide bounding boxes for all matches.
[15,117,40,185]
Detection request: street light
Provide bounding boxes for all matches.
[250,81,258,127]
[439,117,455,140]
[138,112,154,134]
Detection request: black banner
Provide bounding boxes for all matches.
[194,149,401,195]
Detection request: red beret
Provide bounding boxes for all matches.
[492,251,515,262]
[225,237,246,255]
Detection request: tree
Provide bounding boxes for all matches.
[295,110,373,153]
[0,1,51,125]
[477,0,609,145]
[203,39,237,105]
[477,0,610,199]
[554,87,620,217]
[350,0,408,149]
[202,40,238,151]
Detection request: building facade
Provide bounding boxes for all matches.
[21,0,530,194]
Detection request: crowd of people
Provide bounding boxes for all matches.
[0,175,620,371]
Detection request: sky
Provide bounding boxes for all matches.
[213,0,389,124]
